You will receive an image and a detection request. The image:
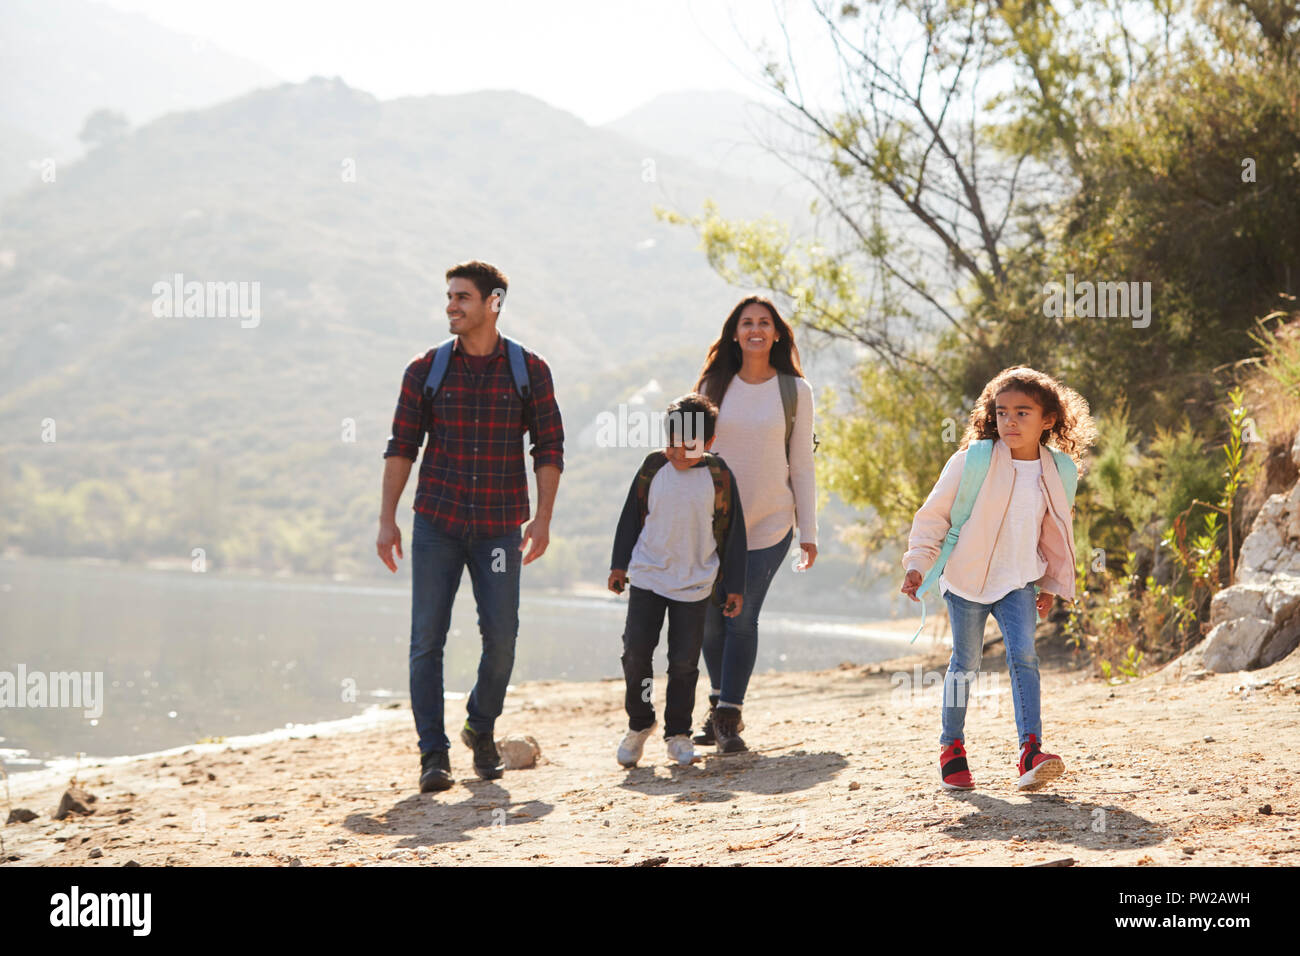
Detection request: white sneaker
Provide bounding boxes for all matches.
[617,722,658,767]
[666,734,695,767]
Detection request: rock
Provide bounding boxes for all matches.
[496,735,542,769]
[123,860,140,867]
[848,781,861,791]
[54,787,97,820]
[89,847,103,859]
[1210,584,1269,627]
[1202,617,1273,671]
[6,808,38,824]
[1259,804,1273,815]
[1260,614,1300,666]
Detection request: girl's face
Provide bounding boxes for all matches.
[734,304,778,358]
[994,388,1056,454]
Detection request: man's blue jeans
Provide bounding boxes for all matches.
[940,583,1041,747]
[409,512,521,754]
[700,526,794,708]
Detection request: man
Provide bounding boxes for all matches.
[377,260,563,792]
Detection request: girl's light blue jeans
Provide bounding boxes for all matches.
[940,582,1041,747]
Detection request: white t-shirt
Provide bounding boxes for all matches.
[940,457,1048,604]
[627,463,720,602]
[709,374,817,550]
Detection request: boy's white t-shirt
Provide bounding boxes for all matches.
[940,457,1049,604]
[627,462,719,602]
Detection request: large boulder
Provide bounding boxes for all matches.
[1199,431,1300,671]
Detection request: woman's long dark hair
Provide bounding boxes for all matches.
[695,295,805,407]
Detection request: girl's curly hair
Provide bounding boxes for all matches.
[960,366,1097,468]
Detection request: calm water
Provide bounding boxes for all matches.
[0,556,911,771]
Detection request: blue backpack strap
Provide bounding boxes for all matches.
[502,335,531,402]
[910,439,993,643]
[501,335,536,436]
[1049,447,1078,507]
[422,337,457,399]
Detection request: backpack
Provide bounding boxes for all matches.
[633,450,733,607]
[422,334,534,432]
[908,438,1078,643]
[775,373,819,459]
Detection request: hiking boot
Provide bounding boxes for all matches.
[666,734,695,767]
[1017,734,1064,791]
[939,739,974,791]
[693,695,719,745]
[459,721,504,780]
[713,705,748,754]
[419,749,453,793]
[617,721,658,768]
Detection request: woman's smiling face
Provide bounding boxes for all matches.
[735,303,777,356]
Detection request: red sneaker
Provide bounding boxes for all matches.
[940,739,975,790]
[1017,734,1064,791]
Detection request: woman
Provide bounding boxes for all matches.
[693,295,817,752]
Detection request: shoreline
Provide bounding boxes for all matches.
[3,639,1297,867]
[2,614,932,785]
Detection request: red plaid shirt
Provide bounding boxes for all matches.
[384,333,564,537]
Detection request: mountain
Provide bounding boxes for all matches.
[0,121,55,199]
[0,77,870,594]
[0,0,281,194]
[604,90,812,192]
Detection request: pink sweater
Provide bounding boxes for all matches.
[902,438,1077,600]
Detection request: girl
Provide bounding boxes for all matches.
[901,366,1095,791]
[693,295,818,753]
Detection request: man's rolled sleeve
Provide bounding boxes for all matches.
[383,354,428,461]
[525,353,564,473]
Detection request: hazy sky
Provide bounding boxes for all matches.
[99,0,841,125]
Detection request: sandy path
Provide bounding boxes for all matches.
[3,637,1298,867]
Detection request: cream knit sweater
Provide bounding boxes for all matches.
[710,373,818,551]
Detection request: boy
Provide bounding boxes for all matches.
[608,393,747,767]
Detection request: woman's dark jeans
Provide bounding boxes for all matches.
[700,526,794,707]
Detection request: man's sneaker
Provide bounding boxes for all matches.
[713,705,748,753]
[419,749,453,793]
[459,721,504,780]
[617,722,658,767]
[1017,734,1064,791]
[666,734,695,766]
[939,740,974,791]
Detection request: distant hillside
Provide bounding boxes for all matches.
[0,76,879,602]
[0,121,54,199]
[604,90,812,192]
[0,0,281,193]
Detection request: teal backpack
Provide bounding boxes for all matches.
[909,439,1078,643]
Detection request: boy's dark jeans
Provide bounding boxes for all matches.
[621,584,709,739]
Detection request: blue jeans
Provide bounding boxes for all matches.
[621,586,709,738]
[701,526,794,707]
[940,583,1041,747]
[409,512,521,754]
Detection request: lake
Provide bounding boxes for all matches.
[0,556,916,772]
